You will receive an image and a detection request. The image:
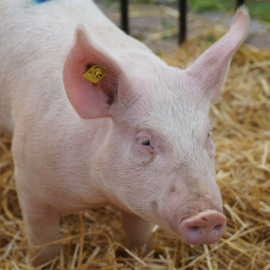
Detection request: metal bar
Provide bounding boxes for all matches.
[120,0,243,44]
[179,0,187,44]
[237,0,245,7]
[121,0,129,34]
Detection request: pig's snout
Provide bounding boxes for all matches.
[179,210,226,245]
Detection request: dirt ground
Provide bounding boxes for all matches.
[96,2,270,54]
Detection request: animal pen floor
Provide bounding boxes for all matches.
[0,3,270,270]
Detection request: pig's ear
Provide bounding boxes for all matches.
[186,6,249,100]
[63,28,124,119]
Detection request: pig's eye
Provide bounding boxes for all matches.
[139,138,151,146]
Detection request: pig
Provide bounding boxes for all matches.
[0,0,249,265]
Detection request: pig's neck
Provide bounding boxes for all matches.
[58,116,118,209]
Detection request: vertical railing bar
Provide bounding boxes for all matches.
[121,0,129,34]
[120,0,245,44]
[237,0,245,8]
[179,0,187,44]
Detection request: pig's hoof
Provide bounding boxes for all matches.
[30,242,62,266]
[179,210,226,245]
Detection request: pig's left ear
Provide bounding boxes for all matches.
[63,28,125,119]
[186,6,249,100]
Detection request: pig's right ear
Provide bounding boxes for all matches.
[63,28,124,119]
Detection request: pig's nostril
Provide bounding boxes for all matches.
[214,224,222,232]
[180,210,226,245]
[189,226,201,232]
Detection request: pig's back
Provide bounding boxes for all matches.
[0,0,141,135]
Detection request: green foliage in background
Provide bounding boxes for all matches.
[189,0,270,22]
[97,0,270,22]
[248,1,270,22]
[189,0,234,11]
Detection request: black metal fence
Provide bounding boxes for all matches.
[120,0,245,44]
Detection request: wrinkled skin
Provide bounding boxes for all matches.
[0,0,249,265]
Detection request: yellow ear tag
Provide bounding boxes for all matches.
[83,65,107,83]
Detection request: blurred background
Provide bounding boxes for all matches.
[94,0,270,53]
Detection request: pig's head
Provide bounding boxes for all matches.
[63,7,249,245]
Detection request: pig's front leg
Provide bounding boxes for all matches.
[15,171,62,265]
[121,210,153,254]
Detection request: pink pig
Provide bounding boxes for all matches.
[0,0,249,265]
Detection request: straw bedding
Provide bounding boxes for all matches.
[0,17,270,270]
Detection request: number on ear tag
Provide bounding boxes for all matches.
[83,65,107,83]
